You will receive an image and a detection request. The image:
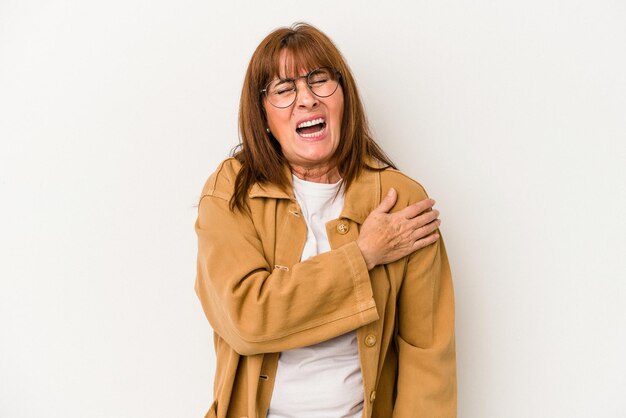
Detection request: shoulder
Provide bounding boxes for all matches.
[378,166,430,207]
[199,157,242,202]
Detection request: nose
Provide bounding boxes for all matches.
[294,79,319,109]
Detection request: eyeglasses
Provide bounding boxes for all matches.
[261,67,342,109]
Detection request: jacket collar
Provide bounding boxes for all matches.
[248,156,383,225]
[248,162,293,200]
[341,157,382,225]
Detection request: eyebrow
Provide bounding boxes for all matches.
[275,67,314,83]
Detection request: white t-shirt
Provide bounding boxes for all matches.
[266,175,364,418]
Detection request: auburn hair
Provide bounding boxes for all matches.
[230,22,396,211]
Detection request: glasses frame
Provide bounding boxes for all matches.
[260,67,342,109]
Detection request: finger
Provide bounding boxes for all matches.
[412,232,440,250]
[410,218,440,243]
[372,188,397,214]
[398,198,435,219]
[409,209,440,229]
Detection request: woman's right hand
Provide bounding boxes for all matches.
[356,188,441,270]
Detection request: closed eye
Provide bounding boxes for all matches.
[271,81,295,96]
[309,77,329,85]
[275,87,295,95]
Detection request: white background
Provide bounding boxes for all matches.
[1,1,625,417]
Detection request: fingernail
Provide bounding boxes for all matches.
[388,188,395,196]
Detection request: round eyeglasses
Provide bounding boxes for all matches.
[261,67,342,109]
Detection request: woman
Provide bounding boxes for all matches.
[195,23,456,418]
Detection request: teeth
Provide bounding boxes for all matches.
[299,125,326,138]
[297,118,325,129]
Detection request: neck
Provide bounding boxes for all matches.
[290,163,341,184]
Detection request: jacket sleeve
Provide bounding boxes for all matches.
[194,192,379,356]
[393,193,457,417]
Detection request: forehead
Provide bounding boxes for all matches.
[271,49,326,79]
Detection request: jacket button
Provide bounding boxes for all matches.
[365,334,377,347]
[370,390,376,403]
[336,222,349,234]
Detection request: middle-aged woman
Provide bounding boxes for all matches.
[195,23,456,418]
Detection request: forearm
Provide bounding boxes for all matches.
[195,194,379,355]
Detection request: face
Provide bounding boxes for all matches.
[263,51,344,172]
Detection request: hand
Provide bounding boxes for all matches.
[357,188,441,270]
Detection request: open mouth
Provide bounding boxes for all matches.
[296,117,327,138]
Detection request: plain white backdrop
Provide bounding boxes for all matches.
[1,0,625,417]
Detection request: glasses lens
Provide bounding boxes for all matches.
[308,68,339,98]
[264,68,340,108]
[266,79,296,108]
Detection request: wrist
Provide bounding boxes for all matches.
[357,240,377,271]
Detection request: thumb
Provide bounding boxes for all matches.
[373,188,397,214]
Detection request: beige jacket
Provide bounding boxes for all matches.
[195,157,456,418]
